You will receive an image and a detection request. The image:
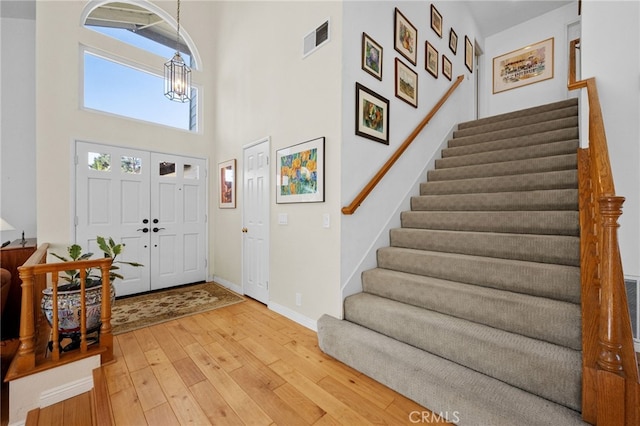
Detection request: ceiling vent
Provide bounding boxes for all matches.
[303,19,330,58]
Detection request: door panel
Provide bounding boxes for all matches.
[243,138,270,303]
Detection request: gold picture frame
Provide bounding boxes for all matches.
[492,37,554,94]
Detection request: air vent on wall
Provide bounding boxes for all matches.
[303,19,330,58]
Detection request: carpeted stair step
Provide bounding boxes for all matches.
[436,139,579,169]
[427,153,576,181]
[444,127,579,156]
[343,293,582,410]
[411,188,578,211]
[453,105,579,139]
[400,210,580,236]
[420,169,577,195]
[457,98,578,130]
[317,315,586,426]
[389,228,580,266]
[448,116,578,148]
[361,268,581,349]
[376,247,581,303]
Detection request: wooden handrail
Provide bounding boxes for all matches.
[568,38,580,87]
[342,75,464,215]
[5,249,114,381]
[571,76,640,425]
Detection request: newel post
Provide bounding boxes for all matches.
[99,262,114,364]
[14,267,36,372]
[596,195,626,425]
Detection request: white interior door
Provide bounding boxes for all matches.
[75,142,151,296]
[150,153,207,290]
[242,138,270,303]
[76,142,207,296]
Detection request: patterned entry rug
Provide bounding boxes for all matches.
[111,282,244,335]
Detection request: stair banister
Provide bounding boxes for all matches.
[342,74,464,215]
[570,72,640,423]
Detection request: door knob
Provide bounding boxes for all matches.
[242,227,248,233]
[137,228,149,233]
[153,227,165,233]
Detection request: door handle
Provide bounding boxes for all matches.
[137,228,149,233]
[242,227,248,233]
[153,227,165,233]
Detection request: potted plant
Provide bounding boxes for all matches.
[41,236,142,350]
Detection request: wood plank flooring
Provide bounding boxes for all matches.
[99,297,447,425]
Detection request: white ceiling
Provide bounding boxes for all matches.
[463,0,575,37]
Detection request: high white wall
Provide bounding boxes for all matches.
[210,1,344,323]
[480,3,579,117]
[581,0,640,278]
[0,4,36,243]
[340,1,479,300]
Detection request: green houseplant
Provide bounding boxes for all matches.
[41,236,142,349]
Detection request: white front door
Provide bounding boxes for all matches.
[150,153,207,290]
[242,138,270,304]
[75,142,151,296]
[75,142,207,296]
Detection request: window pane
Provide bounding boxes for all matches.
[83,52,195,130]
[184,164,198,179]
[88,152,111,171]
[121,156,142,174]
[159,162,176,176]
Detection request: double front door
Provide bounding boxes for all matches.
[75,142,207,297]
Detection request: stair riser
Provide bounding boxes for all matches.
[344,294,582,411]
[428,154,577,182]
[447,127,578,153]
[376,247,581,303]
[362,268,582,349]
[436,139,579,169]
[389,228,580,266]
[400,210,580,236]
[453,106,579,139]
[411,189,579,211]
[420,170,577,195]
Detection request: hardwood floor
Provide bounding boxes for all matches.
[98,297,446,425]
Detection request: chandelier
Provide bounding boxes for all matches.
[164,0,191,102]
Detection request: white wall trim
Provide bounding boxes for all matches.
[268,301,317,332]
[213,275,242,296]
[39,376,95,408]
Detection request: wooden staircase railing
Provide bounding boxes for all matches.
[570,38,640,425]
[342,74,464,215]
[5,246,114,382]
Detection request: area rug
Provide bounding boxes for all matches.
[111,282,244,335]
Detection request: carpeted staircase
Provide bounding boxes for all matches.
[318,98,587,425]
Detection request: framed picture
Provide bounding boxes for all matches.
[442,55,452,81]
[355,83,390,145]
[449,28,458,54]
[465,36,473,73]
[276,137,325,204]
[362,32,383,80]
[395,58,418,108]
[492,37,554,94]
[394,8,417,66]
[430,4,443,38]
[425,41,438,78]
[218,159,236,208]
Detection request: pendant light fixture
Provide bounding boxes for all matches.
[164,0,191,102]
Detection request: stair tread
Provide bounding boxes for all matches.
[318,315,587,426]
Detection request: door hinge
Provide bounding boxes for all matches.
[204,259,207,268]
[74,155,79,166]
[74,216,78,226]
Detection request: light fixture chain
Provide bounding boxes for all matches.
[175,0,181,52]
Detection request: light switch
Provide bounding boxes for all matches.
[278,213,288,225]
[322,213,330,228]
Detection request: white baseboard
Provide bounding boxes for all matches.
[39,376,94,408]
[213,275,243,295]
[268,301,317,332]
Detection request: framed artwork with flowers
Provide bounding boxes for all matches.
[362,32,383,80]
[355,82,390,145]
[394,8,417,65]
[276,137,325,203]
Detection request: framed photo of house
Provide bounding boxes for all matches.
[362,32,383,80]
[218,159,236,208]
[465,36,473,72]
[492,37,554,94]
[425,41,438,78]
[395,58,418,108]
[276,137,325,204]
[355,83,390,145]
[430,4,443,38]
[449,28,458,54]
[394,8,417,66]
[442,55,452,81]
